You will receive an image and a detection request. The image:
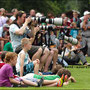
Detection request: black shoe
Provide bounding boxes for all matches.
[37,77,44,87]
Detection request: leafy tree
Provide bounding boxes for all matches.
[0,0,89,16]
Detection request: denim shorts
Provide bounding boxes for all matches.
[18,62,34,76]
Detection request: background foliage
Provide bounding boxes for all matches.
[0,0,89,16]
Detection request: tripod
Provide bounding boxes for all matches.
[60,33,66,67]
[58,28,69,67]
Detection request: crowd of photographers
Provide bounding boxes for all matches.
[0,8,90,69]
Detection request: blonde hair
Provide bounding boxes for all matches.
[5,52,17,63]
[21,38,31,48]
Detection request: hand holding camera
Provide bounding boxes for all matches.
[25,16,32,25]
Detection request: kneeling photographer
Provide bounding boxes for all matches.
[61,35,90,66]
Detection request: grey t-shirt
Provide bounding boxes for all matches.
[9,24,30,51]
[81,21,90,37]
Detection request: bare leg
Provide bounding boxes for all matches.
[32,47,42,61]
[33,60,39,74]
[34,64,39,74]
[44,82,57,86]
[43,79,57,85]
[44,50,54,72]
[51,48,58,70]
[39,47,50,71]
[22,78,37,86]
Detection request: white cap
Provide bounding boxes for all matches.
[84,11,90,16]
[36,12,42,17]
[3,24,9,28]
[72,10,80,14]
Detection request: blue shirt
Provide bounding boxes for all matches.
[70,29,78,38]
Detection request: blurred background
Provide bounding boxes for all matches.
[0,0,89,16]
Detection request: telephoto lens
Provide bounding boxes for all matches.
[31,17,46,23]
[39,25,54,30]
[64,36,78,45]
[46,18,63,25]
[31,17,63,25]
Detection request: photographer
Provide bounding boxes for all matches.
[61,35,90,66]
[9,11,50,71]
[81,13,90,56]
[0,22,10,51]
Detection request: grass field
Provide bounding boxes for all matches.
[0,57,90,90]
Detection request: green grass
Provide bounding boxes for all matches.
[0,57,90,90]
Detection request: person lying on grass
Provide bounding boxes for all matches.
[52,65,76,84]
[57,68,76,85]
[0,52,44,87]
[19,68,76,87]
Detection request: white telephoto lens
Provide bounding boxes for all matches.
[71,38,78,45]
[53,18,63,25]
[46,19,49,23]
[64,36,78,45]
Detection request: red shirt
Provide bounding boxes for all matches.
[0,63,5,69]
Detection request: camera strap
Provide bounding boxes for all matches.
[13,22,22,28]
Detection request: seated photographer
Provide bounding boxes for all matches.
[61,39,90,66]
[9,11,50,71]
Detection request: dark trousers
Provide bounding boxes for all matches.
[63,52,87,65]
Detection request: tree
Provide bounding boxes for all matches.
[0,0,89,16]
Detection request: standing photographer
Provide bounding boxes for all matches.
[81,12,90,56]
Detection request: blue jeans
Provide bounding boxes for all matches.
[57,57,68,67]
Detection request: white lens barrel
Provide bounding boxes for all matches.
[53,18,63,25]
[64,35,78,45]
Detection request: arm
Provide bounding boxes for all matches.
[63,48,71,57]
[63,76,76,85]
[68,76,76,83]
[63,81,69,85]
[64,52,70,56]
[82,22,87,31]
[28,58,32,63]
[29,26,40,44]
[64,47,76,56]
[20,53,25,77]
[87,26,90,29]
[9,77,24,85]
[15,17,31,35]
[0,37,9,41]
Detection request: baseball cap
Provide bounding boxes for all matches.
[3,24,10,28]
[84,11,90,16]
